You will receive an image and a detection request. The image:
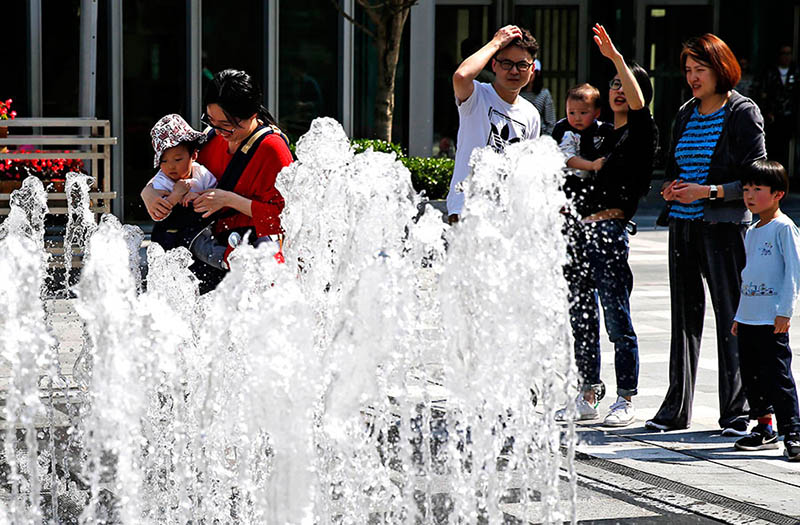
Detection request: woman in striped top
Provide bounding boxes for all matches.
[670,106,725,219]
[647,34,767,435]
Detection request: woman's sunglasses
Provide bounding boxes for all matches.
[201,113,235,135]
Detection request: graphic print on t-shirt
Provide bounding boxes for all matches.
[487,106,527,151]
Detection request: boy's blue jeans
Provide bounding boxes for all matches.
[737,323,800,436]
[564,218,639,397]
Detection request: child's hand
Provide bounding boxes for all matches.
[730,321,738,336]
[174,179,193,196]
[774,316,791,333]
[591,157,606,171]
[182,191,199,206]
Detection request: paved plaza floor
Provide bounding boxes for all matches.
[536,228,800,525]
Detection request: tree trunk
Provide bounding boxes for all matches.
[372,12,406,142]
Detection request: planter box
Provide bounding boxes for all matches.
[0,179,21,194]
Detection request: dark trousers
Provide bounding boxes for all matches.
[564,219,639,397]
[737,324,800,436]
[150,205,206,251]
[653,219,749,429]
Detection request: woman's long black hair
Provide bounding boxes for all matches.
[203,69,278,128]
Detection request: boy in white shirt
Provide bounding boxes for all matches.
[447,25,541,223]
[148,114,216,249]
[731,160,800,461]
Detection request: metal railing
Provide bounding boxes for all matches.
[0,118,117,215]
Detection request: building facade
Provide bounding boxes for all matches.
[8,0,800,222]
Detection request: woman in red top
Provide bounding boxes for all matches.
[142,70,293,290]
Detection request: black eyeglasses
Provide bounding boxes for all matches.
[609,78,623,90]
[201,113,235,135]
[495,59,534,72]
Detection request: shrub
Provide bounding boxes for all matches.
[351,138,404,158]
[349,139,451,200]
[401,156,453,200]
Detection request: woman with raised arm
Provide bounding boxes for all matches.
[557,24,657,427]
[647,35,766,435]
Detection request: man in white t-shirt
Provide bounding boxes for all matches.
[447,25,541,222]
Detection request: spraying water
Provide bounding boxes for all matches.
[0,118,577,523]
[63,173,97,294]
[0,183,58,525]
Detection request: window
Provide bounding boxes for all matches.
[122,1,188,222]
[644,5,712,168]
[4,2,30,118]
[434,5,495,156]
[279,0,340,142]
[352,7,409,146]
[514,6,580,130]
[202,0,265,102]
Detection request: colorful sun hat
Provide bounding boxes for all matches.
[150,114,207,168]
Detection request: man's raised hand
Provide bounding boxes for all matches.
[493,25,523,49]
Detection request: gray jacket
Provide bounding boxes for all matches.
[666,90,767,223]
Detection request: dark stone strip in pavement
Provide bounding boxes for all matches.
[573,449,798,525]
[601,427,800,492]
[570,468,747,524]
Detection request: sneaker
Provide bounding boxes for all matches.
[734,424,779,450]
[722,419,750,437]
[604,396,635,427]
[645,419,676,432]
[555,394,599,421]
[785,434,800,461]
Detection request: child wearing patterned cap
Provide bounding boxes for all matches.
[148,114,217,249]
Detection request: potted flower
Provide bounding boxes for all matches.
[0,151,85,194]
[0,98,17,141]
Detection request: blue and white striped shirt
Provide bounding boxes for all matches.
[669,107,724,220]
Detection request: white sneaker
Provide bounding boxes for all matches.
[555,394,599,421]
[603,396,635,427]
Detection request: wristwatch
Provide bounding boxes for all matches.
[708,185,719,200]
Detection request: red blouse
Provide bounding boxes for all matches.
[198,132,292,238]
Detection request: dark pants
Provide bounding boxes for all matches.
[151,205,206,251]
[565,219,639,397]
[189,260,226,295]
[652,219,749,429]
[737,323,800,436]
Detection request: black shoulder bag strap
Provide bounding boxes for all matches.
[177,125,285,248]
[216,125,273,192]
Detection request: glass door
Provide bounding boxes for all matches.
[644,5,712,168]
[514,5,580,128]
[433,4,495,156]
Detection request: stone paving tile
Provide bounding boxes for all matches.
[577,230,800,522]
[595,230,800,431]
